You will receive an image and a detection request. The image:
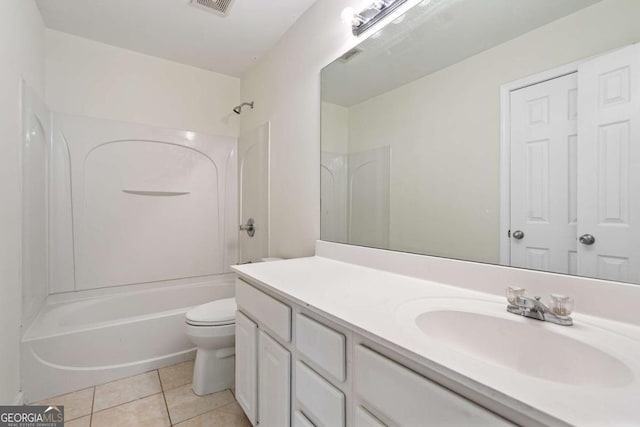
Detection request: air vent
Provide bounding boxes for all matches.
[338,48,363,63]
[188,0,234,16]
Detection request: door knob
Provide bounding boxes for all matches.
[579,234,595,245]
[240,218,255,237]
[512,230,525,240]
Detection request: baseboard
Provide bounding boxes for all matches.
[13,391,24,405]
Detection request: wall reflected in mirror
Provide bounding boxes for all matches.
[320,0,640,285]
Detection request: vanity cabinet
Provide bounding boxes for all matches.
[354,406,386,427]
[236,277,512,427]
[354,345,512,426]
[294,411,315,427]
[258,330,291,427]
[235,311,258,424]
[296,360,346,427]
[236,278,292,427]
[295,313,346,382]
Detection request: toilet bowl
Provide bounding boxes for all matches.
[185,297,236,396]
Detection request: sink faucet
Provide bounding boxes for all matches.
[507,295,573,326]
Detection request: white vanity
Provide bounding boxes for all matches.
[232,241,640,427]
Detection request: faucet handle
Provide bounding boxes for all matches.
[506,286,525,305]
[549,294,574,317]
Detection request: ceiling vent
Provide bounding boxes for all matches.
[338,48,363,63]
[188,0,234,16]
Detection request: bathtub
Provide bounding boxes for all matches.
[21,274,235,403]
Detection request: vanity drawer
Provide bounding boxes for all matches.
[354,406,386,427]
[236,278,291,342]
[354,346,512,426]
[294,411,315,427]
[295,313,346,382]
[295,361,345,427]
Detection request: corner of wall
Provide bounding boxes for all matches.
[0,0,46,404]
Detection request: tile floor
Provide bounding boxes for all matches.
[33,360,251,427]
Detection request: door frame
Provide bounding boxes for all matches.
[499,61,581,265]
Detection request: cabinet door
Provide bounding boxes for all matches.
[258,330,291,427]
[236,311,258,425]
[354,406,386,427]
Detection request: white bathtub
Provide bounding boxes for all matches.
[21,274,235,403]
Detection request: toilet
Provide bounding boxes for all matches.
[185,297,237,396]
[186,258,282,395]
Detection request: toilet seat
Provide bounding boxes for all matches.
[186,298,236,327]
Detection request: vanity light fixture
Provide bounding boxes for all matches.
[342,0,409,36]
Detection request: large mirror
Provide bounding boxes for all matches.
[321,0,640,285]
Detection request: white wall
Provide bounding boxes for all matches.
[240,0,420,258]
[242,0,640,260]
[46,30,240,137]
[21,83,49,328]
[0,0,45,404]
[320,102,350,243]
[321,102,349,154]
[346,0,640,264]
[45,29,242,293]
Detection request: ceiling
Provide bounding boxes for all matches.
[322,0,602,106]
[36,0,318,77]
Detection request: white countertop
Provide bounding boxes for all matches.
[233,255,640,427]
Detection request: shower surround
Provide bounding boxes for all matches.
[21,110,239,403]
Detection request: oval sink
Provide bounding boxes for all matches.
[398,298,634,388]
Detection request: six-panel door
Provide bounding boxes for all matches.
[578,43,640,284]
[510,72,578,274]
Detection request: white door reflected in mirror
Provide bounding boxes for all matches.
[320,0,640,285]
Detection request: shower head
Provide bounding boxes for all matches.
[233,101,254,115]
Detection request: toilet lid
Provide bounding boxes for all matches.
[186,298,236,326]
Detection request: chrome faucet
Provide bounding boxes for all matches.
[506,293,573,326]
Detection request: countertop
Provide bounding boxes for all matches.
[233,256,640,427]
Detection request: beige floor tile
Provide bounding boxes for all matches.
[64,415,91,427]
[91,393,170,427]
[158,360,194,391]
[174,403,251,427]
[217,401,247,417]
[93,371,162,412]
[164,385,235,424]
[33,387,94,421]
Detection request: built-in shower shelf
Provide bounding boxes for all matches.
[122,189,190,196]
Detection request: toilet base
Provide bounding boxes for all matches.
[192,347,235,396]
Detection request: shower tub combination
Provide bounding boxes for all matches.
[21,113,240,403]
[22,275,235,403]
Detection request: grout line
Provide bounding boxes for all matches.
[164,388,235,426]
[216,400,241,416]
[89,387,95,426]
[51,362,195,425]
[158,367,166,393]
[158,370,173,426]
[91,392,164,417]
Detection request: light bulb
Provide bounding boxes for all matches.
[341,7,356,24]
[341,7,365,27]
[372,0,390,10]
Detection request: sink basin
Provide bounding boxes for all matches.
[397,298,634,388]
